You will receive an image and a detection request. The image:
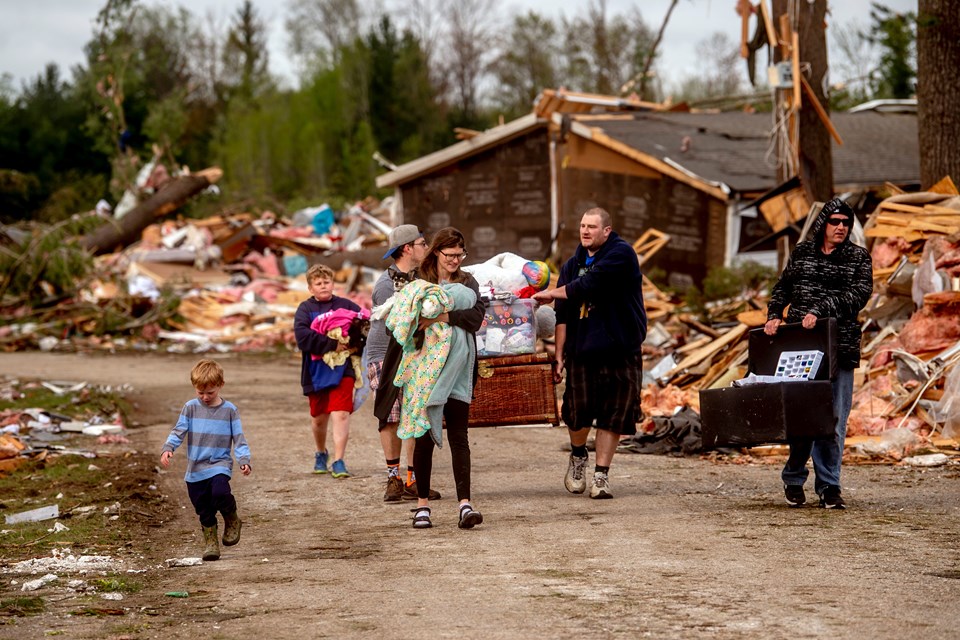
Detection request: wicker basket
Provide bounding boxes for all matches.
[468,352,560,427]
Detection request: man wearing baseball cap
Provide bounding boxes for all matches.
[381,224,422,260]
[367,225,440,502]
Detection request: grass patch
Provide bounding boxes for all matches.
[0,376,132,424]
[91,577,142,594]
[0,596,45,616]
[0,452,169,563]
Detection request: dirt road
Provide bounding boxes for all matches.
[2,352,958,639]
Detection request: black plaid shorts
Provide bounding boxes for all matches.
[561,353,642,436]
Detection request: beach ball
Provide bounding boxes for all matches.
[522,260,550,291]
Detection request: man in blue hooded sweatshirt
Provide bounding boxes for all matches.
[534,207,647,499]
[765,197,873,509]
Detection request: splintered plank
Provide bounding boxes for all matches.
[928,176,959,195]
[678,314,722,339]
[695,340,750,390]
[876,213,960,226]
[878,202,929,214]
[665,323,749,380]
[865,226,926,241]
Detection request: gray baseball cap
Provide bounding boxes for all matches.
[382,224,423,260]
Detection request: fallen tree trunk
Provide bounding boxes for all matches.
[82,168,223,255]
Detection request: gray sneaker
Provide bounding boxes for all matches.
[589,472,613,499]
[564,455,588,494]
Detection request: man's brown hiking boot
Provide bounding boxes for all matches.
[222,511,242,546]
[201,525,220,561]
[384,476,404,502]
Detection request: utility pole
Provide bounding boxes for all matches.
[763,0,836,268]
[770,0,834,203]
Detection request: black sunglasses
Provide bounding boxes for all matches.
[826,217,850,227]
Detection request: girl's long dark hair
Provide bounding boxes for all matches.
[420,227,467,284]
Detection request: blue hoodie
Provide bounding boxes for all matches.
[555,230,647,362]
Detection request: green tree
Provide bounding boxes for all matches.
[366,15,443,164]
[868,3,917,99]
[216,1,377,205]
[334,37,377,197]
[214,43,377,204]
[79,0,218,197]
[222,0,272,105]
[0,64,108,222]
[491,11,559,119]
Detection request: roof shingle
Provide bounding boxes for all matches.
[590,112,919,193]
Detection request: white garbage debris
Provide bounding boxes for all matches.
[82,425,124,436]
[901,453,951,467]
[5,549,120,575]
[21,574,58,591]
[165,557,204,567]
[57,421,89,433]
[5,504,59,524]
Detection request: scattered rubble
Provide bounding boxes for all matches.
[4,549,122,576]
[1,190,398,355]
[0,375,134,475]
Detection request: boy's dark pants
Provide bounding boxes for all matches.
[186,475,237,528]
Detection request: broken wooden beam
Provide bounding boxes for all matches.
[82,168,223,255]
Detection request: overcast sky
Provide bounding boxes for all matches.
[1,0,917,93]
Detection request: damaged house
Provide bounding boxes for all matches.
[375,90,920,286]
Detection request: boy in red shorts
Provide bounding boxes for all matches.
[294,264,363,477]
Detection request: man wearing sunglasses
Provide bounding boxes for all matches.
[764,197,873,509]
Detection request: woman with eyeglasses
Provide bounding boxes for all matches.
[407,227,486,529]
[764,197,873,510]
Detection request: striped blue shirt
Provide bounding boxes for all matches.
[162,398,251,483]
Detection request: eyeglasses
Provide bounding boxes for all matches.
[411,240,428,248]
[826,217,850,227]
[438,249,468,261]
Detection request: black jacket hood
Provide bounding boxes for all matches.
[811,197,855,248]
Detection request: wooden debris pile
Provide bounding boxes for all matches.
[0,186,403,353]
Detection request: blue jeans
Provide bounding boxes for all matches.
[781,367,854,495]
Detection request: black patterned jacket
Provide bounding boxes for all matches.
[766,206,874,370]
